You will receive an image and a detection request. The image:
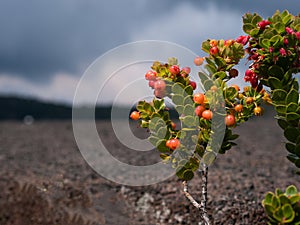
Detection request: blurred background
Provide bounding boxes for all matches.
[0,0,299,120]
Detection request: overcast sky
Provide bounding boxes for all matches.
[0,0,299,105]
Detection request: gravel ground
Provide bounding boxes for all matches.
[0,111,299,224]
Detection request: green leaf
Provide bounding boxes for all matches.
[274,22,285,33]
[282,71,292,85]
[148,136,160,147]
[284,127,300,142]
[183,169,194,181]
[286,112,300,121]
[268,77,282,89]
[282,204,295,223]
[286,89,299,104]
[289,194,300,204]
[204,64,217,75]
[182,116,196,127]
[269,65,285,80]
[259,38,270,49]
[275,105,286,115]
[251,14,262,25]
[213,71,227,80]
[286,143,296,154]
[225,87,238,100]
[175,105,184,114]
[153,99,164,111]
[243,23,256,34]
[203,79,214,91]
[287,102,298,112]
[295,144,300,156]
[272,89,287,102]
[279,195,290,205]
[277,119,289,129]
[172,83,184,95]
[264,192,275,205]
[184,85,193,96]
[287,154,298,163]
[263,203,275,217]
[285,185,298,196]
[269,35,282,47]
[249,28,260,36]
[172,94,184,106]
[202,40,211,53]
[273,208,284,222]
[183,104,195,116]
[202,151,216,166]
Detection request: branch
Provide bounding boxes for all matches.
[182,180,201,209]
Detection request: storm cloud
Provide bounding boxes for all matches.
[0,0,299,103]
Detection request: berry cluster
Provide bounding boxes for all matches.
[243,14,300,89]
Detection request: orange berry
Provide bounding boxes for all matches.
[193,93,205,105]
[234,104,243,113]
[130,111,140,120]
[210,39,218,47]
[166,139,180,150]
[225,114,236,127]
[254,106,263,116]
[246,97,254,105]
[194,57,204,66]
[202,110,213,120]
[195,105,206,117]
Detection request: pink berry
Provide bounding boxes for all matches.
[182,67,191,75]
[257,20,271,29]
[154,80,166,91]
[279,48,287,57]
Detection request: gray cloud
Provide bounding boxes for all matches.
[0,0,298,84]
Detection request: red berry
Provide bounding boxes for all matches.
[189,81,197,90]
[229,69,238,78]
[224,114,236,127]
[210,46,219,55]
[195,105,205,117]
[145,70,157,80]
[193,93,205,104]
[169,65,180,75]
[194,57,204,66]
[130,111,140,120]
[166,138,180,150]
[202,110,213,120]
[171,122,176,130]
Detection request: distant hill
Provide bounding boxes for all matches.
[0,96,145,120]
[0,96,73,120]
[0,95,275,121]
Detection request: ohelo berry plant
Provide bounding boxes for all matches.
[241,10,300,171]
[129,9,300,225]
[130,39,266,224]
[262,185,300,224]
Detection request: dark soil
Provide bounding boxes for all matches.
[0,111,299,224]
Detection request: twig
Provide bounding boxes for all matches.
[182,165,211,225]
